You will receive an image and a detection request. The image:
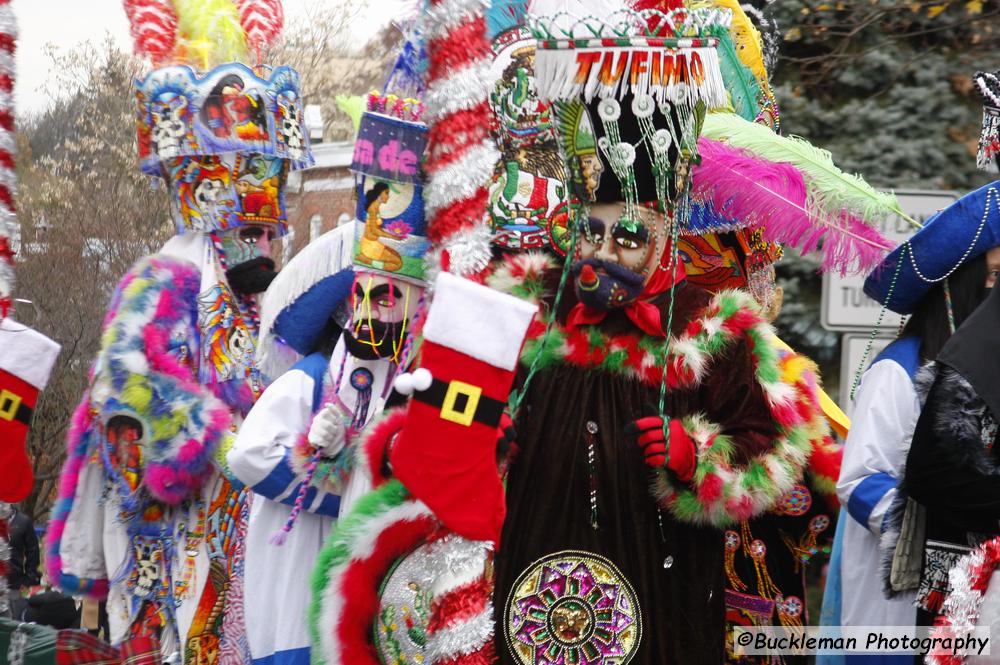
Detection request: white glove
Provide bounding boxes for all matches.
[307,404,347,457]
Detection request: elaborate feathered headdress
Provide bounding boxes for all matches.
[124,0,313,235]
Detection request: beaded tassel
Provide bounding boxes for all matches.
[724,529,747,591]
[269,450,320,546]
[585,421,599,530]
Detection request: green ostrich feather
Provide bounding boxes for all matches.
[702,112,914,227]
[715,32,763,121]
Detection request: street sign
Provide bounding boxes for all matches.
[839,333,893,418]
[821,190,958,332]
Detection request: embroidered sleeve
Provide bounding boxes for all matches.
[652,292,821,527]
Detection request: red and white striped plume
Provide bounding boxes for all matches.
[122,0,179,64]
[422,0,500,281]
[237,0,284,58]
[0,0,16,318]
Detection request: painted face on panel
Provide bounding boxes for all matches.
[344,270,425,361]
[571,201,667,311]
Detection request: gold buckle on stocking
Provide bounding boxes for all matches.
[440,380,482,427]
[0,389,22,422]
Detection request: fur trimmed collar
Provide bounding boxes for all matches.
[489,252,776,390]
[882,363,999,595]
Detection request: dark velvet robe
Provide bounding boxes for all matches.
[902,363,1000,623]
[494,282,780,664]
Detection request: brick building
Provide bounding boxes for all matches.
[280,107,358,262]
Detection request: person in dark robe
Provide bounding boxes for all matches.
[900,262,1000,625]
[487,92,827,665]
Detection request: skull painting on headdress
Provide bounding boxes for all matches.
[130,537,165,600]
[150,91,193,159]
[197,283,257,384]
[276,92,305,161]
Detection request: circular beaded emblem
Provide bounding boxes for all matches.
[775,483,812,517]
[725,530,741,552]
[506,551,641,665]
[809,514,831,534]
[777,595,804,619]
[350,367,374,391]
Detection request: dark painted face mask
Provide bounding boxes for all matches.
[226,256,277,295]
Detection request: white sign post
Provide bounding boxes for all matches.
[820,190,957,416]
[821,190,958,333]
[838,334,893,417]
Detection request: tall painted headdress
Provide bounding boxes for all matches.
[128,0,314,235]
[350,90,430,284]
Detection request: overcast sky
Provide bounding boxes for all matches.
[13,0,395,114]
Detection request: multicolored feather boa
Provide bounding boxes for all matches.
[490,252,823,527]
[46,255,233,597]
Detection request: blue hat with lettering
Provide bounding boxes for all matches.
[864,180,1000,314]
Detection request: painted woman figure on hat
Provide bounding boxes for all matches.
[44,2,312,662]
[853,182,1000,633]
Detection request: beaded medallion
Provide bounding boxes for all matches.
[505,550,641,665]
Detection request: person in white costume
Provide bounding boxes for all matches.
[830,180,1000,664]
[229,222,427,665]
[44,57,312,663]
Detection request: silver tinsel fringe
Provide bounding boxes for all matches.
[426,609,494,662]
[423,0,491,42]
[423,60,494,124]
[424,140,500,219]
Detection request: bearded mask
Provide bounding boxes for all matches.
[343,271,424,361]
[572,201,678,312]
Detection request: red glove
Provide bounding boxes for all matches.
[496,411,517,462]
[625,416,696,482]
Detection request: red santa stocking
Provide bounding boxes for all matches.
[390,272,536,545]
[0,318,61,502]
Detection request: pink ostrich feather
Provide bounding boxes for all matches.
[692,138,894,275]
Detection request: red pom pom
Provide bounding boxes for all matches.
[237,0,284,50]
[123,0,178,62]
